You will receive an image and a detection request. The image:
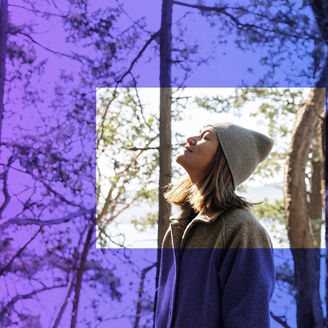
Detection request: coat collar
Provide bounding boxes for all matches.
[170,209,224,224]
[195,209,225,223]
[169,209,225,249]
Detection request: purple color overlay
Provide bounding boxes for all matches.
[0,0,326,327]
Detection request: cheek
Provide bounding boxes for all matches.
[176,143,217,172]
[201,144,216,158]
[194,147,216,169]
[201,153,215,169]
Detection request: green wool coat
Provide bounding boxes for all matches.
[155,207,275,328]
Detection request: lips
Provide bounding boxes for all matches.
[185,145,193,152]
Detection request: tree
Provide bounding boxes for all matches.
[284,87,325,328]
[158,0,173,251]
[0,0,7,145]
[0,1,153,326]
[96,87,159,247]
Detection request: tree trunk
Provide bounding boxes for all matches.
[310,0,328,315]
[291,249,324,328]
[308,116,326,327]
[158,0,173,248]
[321,111,328,326]
[318,111,326,210]
[310,121,323,248]
[158,86,172,249]
[154,0,173,323]
[0,0,8,146]
[134,263,156,328]
[70,225,93,328]
[283,87,325,328]
[284,88,325,248]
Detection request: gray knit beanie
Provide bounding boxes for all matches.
[211,122,274,188]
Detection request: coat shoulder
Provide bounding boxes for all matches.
[222,207,273,248]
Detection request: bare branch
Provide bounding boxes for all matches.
[108,194,138,223]
[96,87,119,150]
[97,183,116,222]
[11,30,93,64]
[122,138,184,151]
[134,85,157,134]
[0,208,95,231]
[173,1,304,39]
[0,226,41,276]
[52,272,77,328]
[0,155,14,218]
[36,177,81,208]
[0,284,67,319]
[96,225,126,248]
[8,3,66,18]
[115,30,160,86]
[123,146,159,151]
[97,133,158,222]
[270,311,291,328]
[173,1,226,13]
[133,262,157,328]
[14,31,75,58]
[0,152,86,209]
[115,0,153,35]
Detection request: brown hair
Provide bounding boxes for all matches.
[165,142,255,213]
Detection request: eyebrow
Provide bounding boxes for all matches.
[199,128,214,136]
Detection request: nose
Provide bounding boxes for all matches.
[187,136,197,145]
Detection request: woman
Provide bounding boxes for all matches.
[155,122,275,328]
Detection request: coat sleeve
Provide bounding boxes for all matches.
[217,211,275,328]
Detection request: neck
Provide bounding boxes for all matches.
[187,170,203,186]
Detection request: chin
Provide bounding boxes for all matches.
[175,154,182,163]
[176,154,188,169]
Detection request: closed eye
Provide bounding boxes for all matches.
[199,129,213,140]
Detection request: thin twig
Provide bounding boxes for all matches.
[0,226,42,275]
[123,146,159,151]
[173,1,303,39]
[0,284,67,318]
[270,311,291,328]
[115,30,160,86]
[8,3,66,18]
[0,155,14,218]
[14,31,92,64]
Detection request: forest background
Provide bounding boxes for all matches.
[0,0,327,328]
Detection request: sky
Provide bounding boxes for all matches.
[111,0,317,87]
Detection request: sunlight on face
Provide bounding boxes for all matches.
[176,126,219,183]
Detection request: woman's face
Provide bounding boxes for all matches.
[176,126,219,183]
